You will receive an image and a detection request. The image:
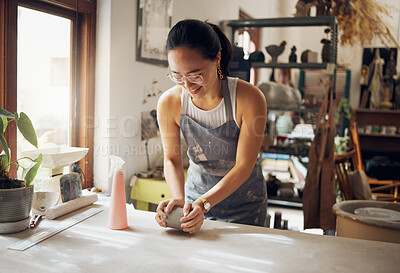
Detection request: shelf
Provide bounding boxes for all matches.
[269,107,320,113]
[358,133,400,139]
[222,16,336,29]
[355,109,400,127]
[356,109,400,115]
[268,197,303,208]
[251,62,328,69]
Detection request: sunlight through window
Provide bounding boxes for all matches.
[17,7,71,190]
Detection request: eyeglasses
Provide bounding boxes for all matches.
[167,73,203,85]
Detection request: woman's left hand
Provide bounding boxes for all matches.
[180,201,204,233]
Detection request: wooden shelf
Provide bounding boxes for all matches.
[359,133,400,139]
[251,62,328,69]
[222,16,336,28]
[356,108,400,115]
[269,107,320,113]
[356,109,400,127]
[355,108,400,152]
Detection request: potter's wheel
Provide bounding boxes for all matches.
[355,207,400,222]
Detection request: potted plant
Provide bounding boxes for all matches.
[334,97,354,137]
[0,107,42,234]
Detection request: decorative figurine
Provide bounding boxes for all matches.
[289,46,297,63]
[249,50,265,62]
[395,75,400,110]
[369,49,385,109]
[265,40,287,63]
[385,50,397,81]
[316,0,332,16]
[294,0,315,17]
[321,28,331,63]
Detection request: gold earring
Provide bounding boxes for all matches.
[217,65,223,79]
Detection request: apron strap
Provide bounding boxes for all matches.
[221,79,234,121]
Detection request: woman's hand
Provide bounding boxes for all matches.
[180,200,204,233]
[155,198,185,228]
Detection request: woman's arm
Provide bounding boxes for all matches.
[192,79,267,209]
[157,87,185,199]
[155,87,186,226]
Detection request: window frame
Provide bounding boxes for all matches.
[0,0,96,189]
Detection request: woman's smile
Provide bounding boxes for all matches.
[186,85,202,95]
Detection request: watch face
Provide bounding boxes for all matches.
[204,202,211,211]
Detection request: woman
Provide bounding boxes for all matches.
[155,19,267,233]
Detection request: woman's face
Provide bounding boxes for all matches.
[167,47,220,100]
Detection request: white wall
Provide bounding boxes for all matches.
[94,0,400,192]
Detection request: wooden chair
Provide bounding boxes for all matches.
[334,150,357,200]
[334,149,400,201]
[349,122,400,202]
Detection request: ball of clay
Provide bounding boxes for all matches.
[161,207,185,230]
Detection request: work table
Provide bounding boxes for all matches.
[1,196,399,273]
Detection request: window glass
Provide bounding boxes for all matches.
[17,7,71,190]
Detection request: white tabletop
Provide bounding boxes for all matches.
[1,196,399,273]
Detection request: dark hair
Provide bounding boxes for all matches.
[166,19,233,76]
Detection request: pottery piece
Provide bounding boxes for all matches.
[32,191,60,215]
[162,207,185,230]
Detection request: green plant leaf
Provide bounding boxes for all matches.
[0,131,10,161]
[0,108,14,119]
[15,112,38,148]
[0,153,10,172]
[0,116,8,133]
[24,154,42,187]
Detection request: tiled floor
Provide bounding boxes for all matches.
[267,205,323,235]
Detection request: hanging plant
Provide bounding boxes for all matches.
[331,0,400,48]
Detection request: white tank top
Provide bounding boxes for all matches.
[181,77,239,129]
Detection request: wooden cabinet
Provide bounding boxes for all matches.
[355,109,400,152]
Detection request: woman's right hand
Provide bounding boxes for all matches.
[155,198,185,228]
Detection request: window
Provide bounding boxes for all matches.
[0,0,96,189]
[237,10,260,85]
[50,58,69,87]
[17,7,72,190]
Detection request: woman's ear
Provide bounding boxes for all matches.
[216,51,222,66]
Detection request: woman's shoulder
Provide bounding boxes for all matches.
[235,78,266,106]
[157,85,183,125]
[158,85,182,107]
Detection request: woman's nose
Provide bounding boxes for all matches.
[183,78,194,89]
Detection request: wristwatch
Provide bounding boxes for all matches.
[199,197,211,213]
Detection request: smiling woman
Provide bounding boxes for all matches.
[0,0,96,189]
[155,19,268,233]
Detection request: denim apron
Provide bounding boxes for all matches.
[180,79,267,227]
